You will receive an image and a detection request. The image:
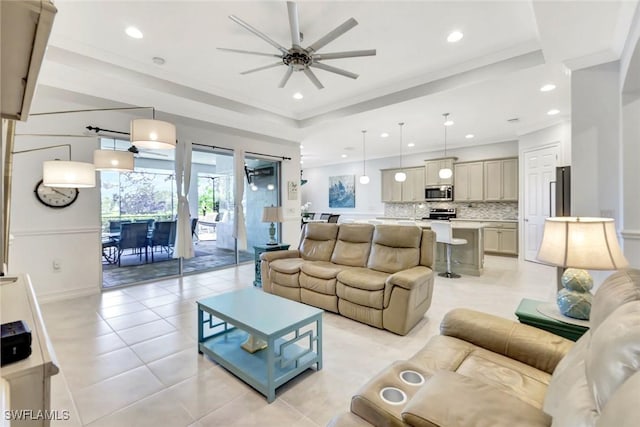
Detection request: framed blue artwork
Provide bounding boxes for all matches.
[329,175,355,208]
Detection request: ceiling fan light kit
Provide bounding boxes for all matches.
[220,1,376,89]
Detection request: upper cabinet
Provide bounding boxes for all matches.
[454,162,484,201]
[484,158,518,201]
[381,167,425,202]
[425,158,455,186]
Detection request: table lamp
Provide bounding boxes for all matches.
[537,217,628,320]
[262,206,283,245]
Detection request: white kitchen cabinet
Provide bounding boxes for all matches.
[454,162,484,201]
[425,158,455,186]
[484,158,518,201]
[381,167,425,202]
[483,222,518,255]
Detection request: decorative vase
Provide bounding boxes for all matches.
[557,268,594,320]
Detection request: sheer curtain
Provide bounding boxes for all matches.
[233,149,247,251]
[174,139,194,259]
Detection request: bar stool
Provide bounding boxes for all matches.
[430,221,467,278]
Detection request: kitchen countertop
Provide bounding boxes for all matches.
[451,218,518,223]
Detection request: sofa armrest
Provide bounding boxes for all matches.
[259,249,300,262]
[401,371,551,427]
[386,266,433,290]
[440,308,573,374]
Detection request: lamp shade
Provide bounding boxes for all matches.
[537,217,628,270]
[262,206,283,223]
[359,175,370,184]
[43,160,96,188]
[130,119,176,149]
[93,149,135,171]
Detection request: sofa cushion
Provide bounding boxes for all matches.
[301,261,348,279]
[337,267,389,291]
[401,371,550,427]
[410,335,550,409]
[270,257,304,274]
[300,223,339,261]
[589,269,640,332]
[543,332,592,418]
[337,283,384,309]
[331,224,374,267]
[586,300,640,412]
[368,225,421,273]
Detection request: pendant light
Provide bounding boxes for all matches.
[359,130,370,184]
[130,118,176,149]
[43,160,95,188]
[394,122,407,182]
[93,138,135,171]
[439,113,453,179]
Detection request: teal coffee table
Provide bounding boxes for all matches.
[197,288,323,402]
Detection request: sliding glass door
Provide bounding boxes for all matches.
[100,139,281,288]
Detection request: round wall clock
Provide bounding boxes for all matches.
[34,180,79,208]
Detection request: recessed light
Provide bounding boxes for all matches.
[300,144,304,149]
[380,132,389,138]
[125,26,143,39]
[447,31,464,43]
[465,134,475,139]
[444,119,454,126]
[407,143,415,147]
[540,84,556,92]
[293,92,303,100]
[300,159,304,164]
[341,154,347,158]
[250,184,258,191]
[267,184,275,190]
[547,109,560,116]
[152,57,165,65]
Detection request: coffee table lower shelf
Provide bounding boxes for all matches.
[199,327,320,402]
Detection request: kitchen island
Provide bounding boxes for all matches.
[366,219,485,276]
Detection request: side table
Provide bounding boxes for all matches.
[253,243,290,287]
[515,298,589,341]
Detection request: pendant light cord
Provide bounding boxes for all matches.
[398,122,405,168]
[361,130,367,175]
[443,113,449,156]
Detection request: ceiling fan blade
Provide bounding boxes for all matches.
[303,68,324,89]
[311,62,359,79]
[313,49,376,60]
[229,15,289,55]
[217,47,282,58]
[240,62,283,75]
[306,18,358,52]
[287,2,301,48]
[279,66,294,88]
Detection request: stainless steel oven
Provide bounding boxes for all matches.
[425,185,453,201]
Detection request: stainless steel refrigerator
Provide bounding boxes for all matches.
[554,166,571,216]
[553,166,571,290]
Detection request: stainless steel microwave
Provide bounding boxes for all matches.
[425,185,453,201]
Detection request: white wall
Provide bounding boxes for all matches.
[571,61,622,222]
[301,140,518,218]
[8,87,300,301]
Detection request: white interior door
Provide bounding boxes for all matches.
[523,144,559,261]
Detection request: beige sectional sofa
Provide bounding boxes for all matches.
[260,223,436,335]
[329,268,640,427]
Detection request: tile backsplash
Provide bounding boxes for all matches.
[384,201,518,220]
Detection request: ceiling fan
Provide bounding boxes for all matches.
[218,1,376,89]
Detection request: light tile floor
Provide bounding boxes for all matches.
[42,255,558,427]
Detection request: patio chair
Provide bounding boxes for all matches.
[327,214,340,223]
[191,217,199,241]
[117,222,149,266]
[319,213,331,220]
[150,220,176,261]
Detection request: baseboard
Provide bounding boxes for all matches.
[37,285,101,304]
